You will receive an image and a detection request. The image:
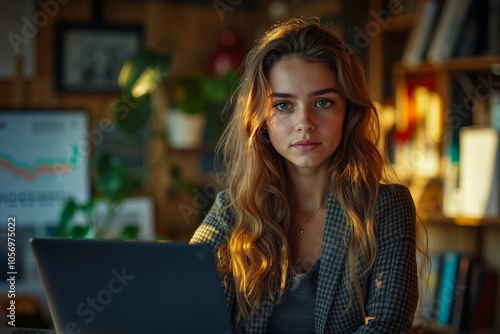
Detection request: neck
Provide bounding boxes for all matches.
[287,164,330,213]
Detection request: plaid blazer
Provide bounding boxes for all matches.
[190,183,418,334]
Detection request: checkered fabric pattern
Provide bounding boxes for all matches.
[190,184,418,334]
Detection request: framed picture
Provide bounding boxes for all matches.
[55,23,142,93]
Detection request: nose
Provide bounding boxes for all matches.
[295,106,316,133]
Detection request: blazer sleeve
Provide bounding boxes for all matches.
[354,184,418,334]
[189,190,232,253]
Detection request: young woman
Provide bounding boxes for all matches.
[191,18,424,334]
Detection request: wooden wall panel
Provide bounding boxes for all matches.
[1,0,259,240]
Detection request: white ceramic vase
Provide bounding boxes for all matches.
[165,108,206,149]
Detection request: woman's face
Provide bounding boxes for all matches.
[265,56,347,173]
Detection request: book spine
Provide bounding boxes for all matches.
[436,251,461,325]
[427,0,473,63]
[450,256,472,332]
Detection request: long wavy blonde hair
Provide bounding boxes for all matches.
[217,18,416,322]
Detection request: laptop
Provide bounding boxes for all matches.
[29,238,234,334]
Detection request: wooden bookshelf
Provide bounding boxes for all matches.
[419,213,500,228]
[382,13,416,32]
[393,56,500,75]
[370,0,500,331]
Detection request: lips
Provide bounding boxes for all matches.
[292,139,321,152]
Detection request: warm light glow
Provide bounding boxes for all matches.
[118,61,132,88]
[453,218,481,227]
[427,91,442,142]
[131,66,164,98]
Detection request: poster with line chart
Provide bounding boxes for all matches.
[0,111,90,227]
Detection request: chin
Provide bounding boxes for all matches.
[290,159,327,169]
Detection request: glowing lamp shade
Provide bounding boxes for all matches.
[118,50,171,98]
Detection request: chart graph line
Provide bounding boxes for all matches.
[0,145,79,182]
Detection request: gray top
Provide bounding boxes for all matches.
[265,259,321,334]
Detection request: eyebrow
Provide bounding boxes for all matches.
[269,88,341,98]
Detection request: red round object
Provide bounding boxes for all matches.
[209,30,246,76]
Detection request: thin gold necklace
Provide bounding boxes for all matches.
[299,205,321,235]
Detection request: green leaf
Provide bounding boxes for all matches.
[178,93,207,115]
[114,93,152,136]
[59,198,77,236]
[122,172,143,195]
[222,69,240,91]
[202,77,227,104]
[80,200,94,218]
[173,72,208,115]
[69,225,93,238]
[120,225,140,239]
[169,165,196,196]
[111,192,125,204]
[95,152,126,197]
[119,50,170,96]
[170,165,182,186]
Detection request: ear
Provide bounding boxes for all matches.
[262,122,268,130]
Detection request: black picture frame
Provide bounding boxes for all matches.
[55,23,143,93]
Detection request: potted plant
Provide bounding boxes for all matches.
[58,152,145,239]
[166,69,239,149]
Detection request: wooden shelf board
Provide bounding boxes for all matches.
[393,56,500,75]
[418,212,500,227]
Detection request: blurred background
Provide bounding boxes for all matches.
[0,0,499,333]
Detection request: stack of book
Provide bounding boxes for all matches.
[420,251,498,332]
[402,0,500,68]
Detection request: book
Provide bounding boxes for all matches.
[450,256,474,332]
[402,0,441,67]
[412,85,441,177]
[487,0,500,55]
[463,263,499,331]
[393,78,437,177]
[454,0,490,58]
[427,0,474,64]
[436,251,461,326]
[423,252,443,321]
[459,126,500,218]
[491,90,500,133]
[442,77,474,217]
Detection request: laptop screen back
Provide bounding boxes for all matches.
[30,238,233,334]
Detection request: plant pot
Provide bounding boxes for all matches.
[165,108,206,149]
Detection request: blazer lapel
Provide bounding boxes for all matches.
[315,192,351,333]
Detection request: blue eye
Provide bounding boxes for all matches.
[315,99,333,108]
[274,101,292,111]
